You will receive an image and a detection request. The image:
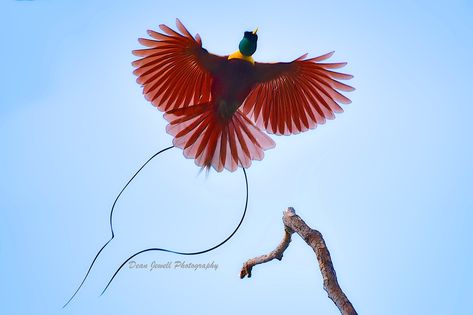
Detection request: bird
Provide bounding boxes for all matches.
[63,20,354,304]
[132,19,354,172]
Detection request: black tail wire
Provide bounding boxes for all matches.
[63,145,249,306]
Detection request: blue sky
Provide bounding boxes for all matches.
[1,0,472,314]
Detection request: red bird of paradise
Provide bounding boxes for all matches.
[133,19,354,172]
[63,20,354,305]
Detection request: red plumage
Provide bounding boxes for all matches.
[132,19,354,171]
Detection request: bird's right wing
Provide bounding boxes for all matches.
[132,19,225,112]
[243,52,354,135]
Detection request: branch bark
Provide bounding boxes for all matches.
[240,207,357,315]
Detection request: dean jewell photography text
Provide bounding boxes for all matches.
[128,260,219,271]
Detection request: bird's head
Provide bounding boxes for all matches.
[239,28,258,56]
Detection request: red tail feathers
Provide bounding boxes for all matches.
[164,103,275,172]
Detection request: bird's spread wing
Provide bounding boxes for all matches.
[242,52,354,135]
[132,19,225,112]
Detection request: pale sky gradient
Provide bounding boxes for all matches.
[1,1,472,314]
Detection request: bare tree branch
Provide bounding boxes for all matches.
[240,207,357,315]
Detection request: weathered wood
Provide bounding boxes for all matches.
[240,207,357,315]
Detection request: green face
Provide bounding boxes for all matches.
[239,31,258,56]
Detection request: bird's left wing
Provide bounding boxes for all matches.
[243,52,354,135]
[132,19,225,112]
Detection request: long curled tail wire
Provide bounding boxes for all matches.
[63,145,174,308]
[100,166,248,296]
[63,145,249,305]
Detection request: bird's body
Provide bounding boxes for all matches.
[133,19,353,171]
[211,58,256,120]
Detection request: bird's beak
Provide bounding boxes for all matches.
[253,27,258,35]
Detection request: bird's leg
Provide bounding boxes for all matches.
[216,99,240,121]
